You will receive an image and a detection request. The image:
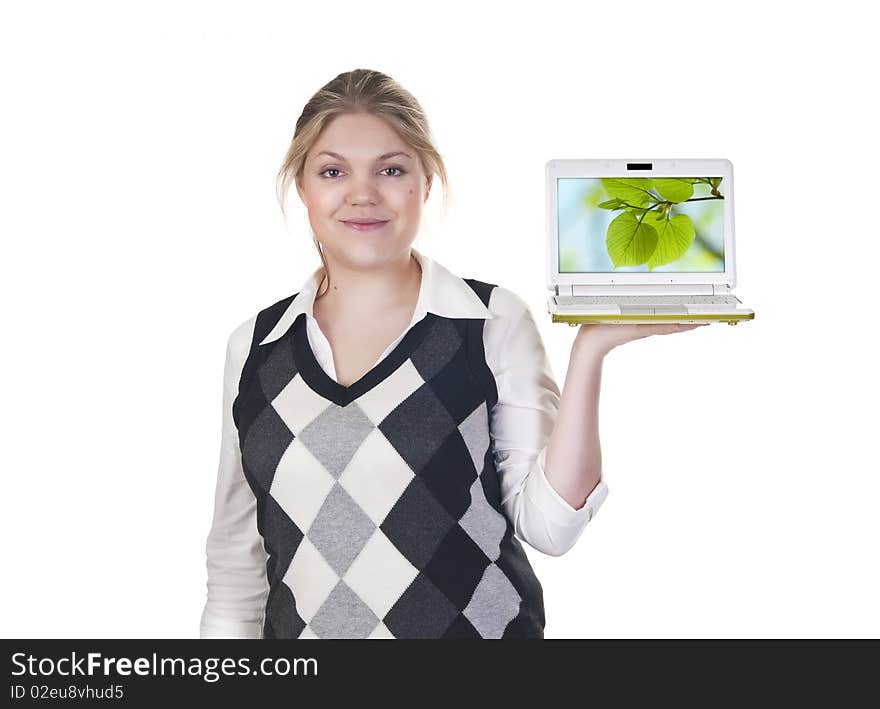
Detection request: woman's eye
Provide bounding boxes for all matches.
[320,168,342,178]
[382,166,405,177]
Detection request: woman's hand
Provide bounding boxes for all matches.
[574,321,709,357]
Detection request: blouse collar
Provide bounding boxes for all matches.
[258,246,493,346]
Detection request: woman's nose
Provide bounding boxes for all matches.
[346,176,381,204]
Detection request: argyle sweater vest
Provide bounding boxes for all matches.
[232,278,546,639]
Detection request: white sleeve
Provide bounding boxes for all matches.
[199,317,270,638]
[485,287,609,557]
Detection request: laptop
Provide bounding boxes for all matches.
[546,158,755,326]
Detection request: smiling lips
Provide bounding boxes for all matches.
[342,219,390,231]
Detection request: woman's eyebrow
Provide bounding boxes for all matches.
[316,151,412,161]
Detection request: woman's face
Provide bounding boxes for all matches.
[296,112,432,270]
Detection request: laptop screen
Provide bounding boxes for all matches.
[557,176,726,273]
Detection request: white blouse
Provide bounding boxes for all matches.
[200,246,609,638]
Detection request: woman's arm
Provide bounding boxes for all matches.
[200,320,270,639]
[543,322,707,510]
[542,334,606,510]
[487,289,608,557]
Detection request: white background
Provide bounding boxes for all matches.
[2,1,877,639]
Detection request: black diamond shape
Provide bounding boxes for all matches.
[494,533,545,628]
[240,404,294,494]
[379,384,457,473]
[257,336,299,402]
[383,573,459,638]
[424,346,484,425]
[408,318,463,381]
[234,370,270,436]
[423,524,491,610]
[260,494,305,583]
[380,477,455,569]
[442,612,482,638]
[501,602,544,639]
[263,581,306,639]
[419,430,479,518]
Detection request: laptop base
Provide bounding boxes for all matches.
[549,310,755,326]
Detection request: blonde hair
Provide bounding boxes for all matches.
[275,69,450,300]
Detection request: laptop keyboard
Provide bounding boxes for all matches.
[556,295,738,305]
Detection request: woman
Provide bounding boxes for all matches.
[200,68,704,639]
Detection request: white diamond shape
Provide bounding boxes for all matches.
[273,373,332,434]
[270,438,335,532]
[338,429,415,525]
[355,358,425,424]
[283,536,339,622]
[368,622,395,639]
[344,529,418,619]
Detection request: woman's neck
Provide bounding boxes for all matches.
[315,250,422,321]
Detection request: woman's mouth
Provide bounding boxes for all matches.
[342,220,390,231]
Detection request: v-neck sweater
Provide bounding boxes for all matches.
[232,279,545,638]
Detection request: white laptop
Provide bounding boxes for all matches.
[546,158,755,326]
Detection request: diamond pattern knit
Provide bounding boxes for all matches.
[232,279,545,638]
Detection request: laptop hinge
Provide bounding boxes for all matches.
[712,284,732,294]
[556,284,573,296]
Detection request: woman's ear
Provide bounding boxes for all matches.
[295,176,306,206]
[424,174,433,202]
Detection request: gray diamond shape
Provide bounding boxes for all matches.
[459,401,490,474]
[310,580,380,638]
[463,563,522,638]
[458,476,507,561]
[308,483,377,576]
[297,401,374,477]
